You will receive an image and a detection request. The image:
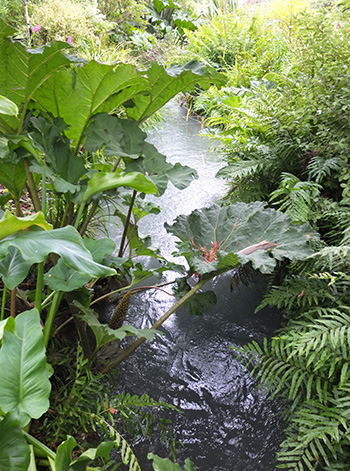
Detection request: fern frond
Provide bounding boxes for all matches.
[307,155,344,184]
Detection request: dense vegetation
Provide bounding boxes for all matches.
[0,0,349,470]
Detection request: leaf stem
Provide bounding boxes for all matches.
[22,431,56,461]
[1,285,7,320]
[23,159,41,212]
[118,190,137,257]
[35,262,44,314]
[43,291,64,348]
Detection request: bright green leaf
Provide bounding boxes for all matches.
[0,95,18,116]
[0,309,51,426]
[0,412,31,471]
[148,453,183,471]
[0,246,33,289]
[0,211,52,241]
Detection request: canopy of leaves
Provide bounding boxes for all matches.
[165,202,317,274]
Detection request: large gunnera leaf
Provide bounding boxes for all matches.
[165,202,317,275]
[0,310,51,426]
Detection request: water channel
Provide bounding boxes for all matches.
[105,102,284,470]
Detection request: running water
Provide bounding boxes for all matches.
[105,102,284,470]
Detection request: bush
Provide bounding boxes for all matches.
[29,0,112,47]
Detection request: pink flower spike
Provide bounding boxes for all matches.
[33,24,41,34]
[67,36,72,44]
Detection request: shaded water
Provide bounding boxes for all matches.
[106,103,284,469]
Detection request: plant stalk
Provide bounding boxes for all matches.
[24,159,41,212]
[10,289,16,317]
[118,190,137,257]
[101,276,210,372]
[43,291,64,348]
[35,262,44,314]
[22,0,32,46]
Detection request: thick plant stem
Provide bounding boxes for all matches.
[35,263,44,314]
[101,277,210,372]
[43,291,63,348]
[24,159,41,212]
[1,286,7,320]
[23,431,56,461]
[118,190,137,257]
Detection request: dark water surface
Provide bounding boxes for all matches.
[106,103,284,470]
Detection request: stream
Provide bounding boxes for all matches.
[105,102,284,470]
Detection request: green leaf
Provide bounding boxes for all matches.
[126,60,226,123]
[33,61,149,147]
[0,412,31,471]
[0,160,26,200]
[84,113,146,159]
[30,116,86,185]
[0,95,18,116]
[147,453,183,471]
[0,247,33,289]
[74,301,160,351]
[184,458,196,471]
[55,436,77,471]
[165,202,317,275]
[0,317,16,340]
[82,171,158,204]
[186,290,217,315]
[0,309,51,426]
[0,211,52,241]
[125,142,197,195]
[0,225,115,278]
[0,34,72,133]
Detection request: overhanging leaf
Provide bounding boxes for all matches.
[0,211,52,241]
[0,225,115,278]
[0,412,31,471]
[165,202,317,275]
[82,171,158,204]
[0,309,51,426]
[84,113,146,159]
[125,60,226,123]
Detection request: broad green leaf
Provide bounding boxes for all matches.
[74,301,160,351]
[55,436,76,471]
[84,113,146,159]
[0,317,15,340]
[125,142,197,195]
[45,239,116,291]
[82,171,158,204]
[0,32,72,133]
[30,116,86,184]
[0,211,52,241]
[165,202,317,275]
[125,60,226,123]
[0,309,51,426]
[0,247,32,289]
[0,412,31,471]
[147,453,183,471]
[0,18,16,38]
[0,95,18,116]
[0,160,26,200]
[184,458,196,471]
[33,61,149,147]
[0,226,115,278]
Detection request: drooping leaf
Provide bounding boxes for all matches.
[0,225,115,278]
[45,238,116,292]
[125,142,197,195]
[186,290,217,315]
[84,113,146,159]
[0,211,52,241]
[82,171,158,204]
[125,60,226,123]
[0,247,32,289]
[165,202,317,275]
[0,160,26,199]
[30,116,86,184]
[0,95,18,116]
[0,412,31,471]
[0,309,51,426]
[33,61,149,147]
[74,301,160,351]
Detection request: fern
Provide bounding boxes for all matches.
[307,155,344,184]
